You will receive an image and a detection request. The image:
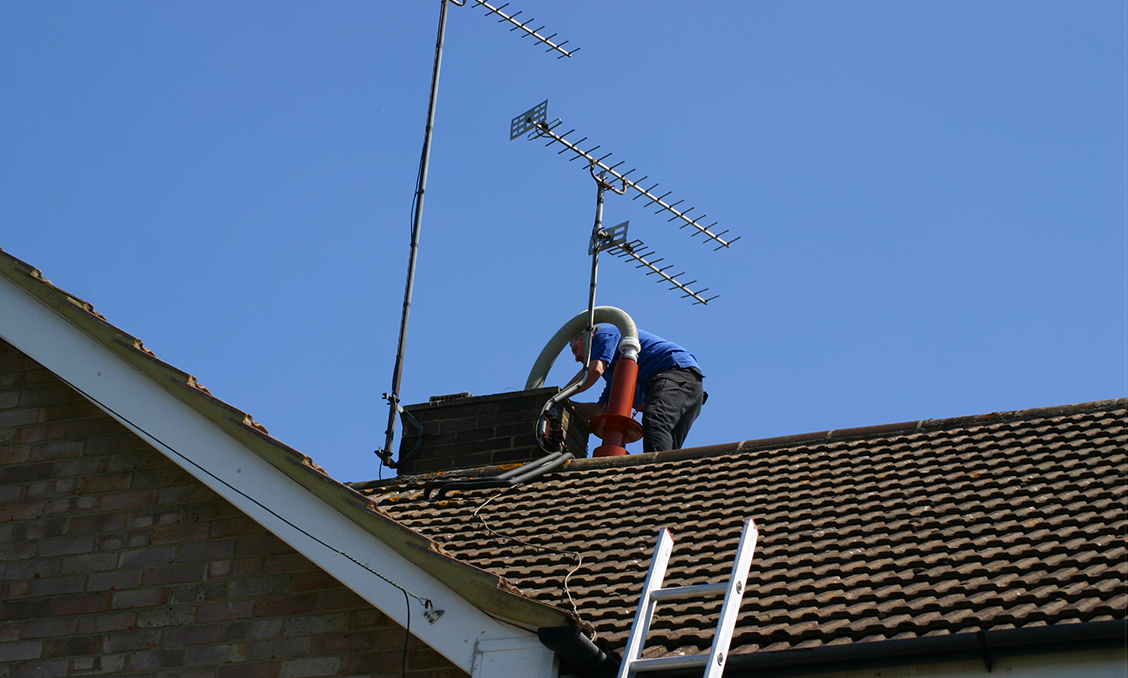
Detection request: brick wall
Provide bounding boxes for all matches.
[0,339,466,678]
[397,389,588,476]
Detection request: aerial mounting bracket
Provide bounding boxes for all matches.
[591,220,630,255]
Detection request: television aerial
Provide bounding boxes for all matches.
[510,100,738,360]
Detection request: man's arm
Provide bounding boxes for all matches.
[570,401,604,422]
[568,359,607,421]
[572,359,606,396]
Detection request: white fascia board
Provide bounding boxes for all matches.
[0,275,556,676]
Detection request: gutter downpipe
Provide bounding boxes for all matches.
[537,626,616,678]
[526,306,643,457]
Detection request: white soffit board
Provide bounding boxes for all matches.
[0,274,554,675]
[474,637,558,678]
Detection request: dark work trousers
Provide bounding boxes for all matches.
[641,367,705,452]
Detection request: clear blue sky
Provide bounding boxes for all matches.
[2,2,1124,482]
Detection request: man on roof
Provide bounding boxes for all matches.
[569,325,705,452]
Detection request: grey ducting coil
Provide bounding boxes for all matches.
[525,306,639,391]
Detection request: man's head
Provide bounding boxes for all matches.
[570,332,587,363]
[570,326,599,363]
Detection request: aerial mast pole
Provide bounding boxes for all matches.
[377,4,577,471]
[378,0,457,468]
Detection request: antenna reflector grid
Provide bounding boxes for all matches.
[511,100,549,140]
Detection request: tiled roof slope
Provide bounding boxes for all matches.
[372,399,1126,662]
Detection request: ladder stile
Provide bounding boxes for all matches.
[702,519,758,678]
[618,528,675,677]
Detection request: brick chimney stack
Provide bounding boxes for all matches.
[395,388,587,476]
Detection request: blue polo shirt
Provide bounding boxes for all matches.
[588,326,699,408]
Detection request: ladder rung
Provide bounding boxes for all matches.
[629,653,710,673]
[650,582,728,602]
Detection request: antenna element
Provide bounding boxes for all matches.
[609,240,718,305]
[471,1,580,58]
[512,102,738,250]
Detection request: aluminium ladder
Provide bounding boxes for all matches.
[617,519,758,678]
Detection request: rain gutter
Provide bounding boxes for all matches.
[651,620,1127,678]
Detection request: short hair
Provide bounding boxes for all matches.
[572,325,601,343]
